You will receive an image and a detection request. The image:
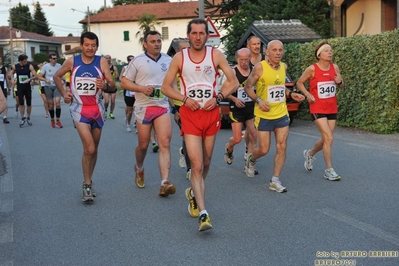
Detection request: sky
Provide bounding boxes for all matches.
[0,0,117,37]
[0,0,190,37]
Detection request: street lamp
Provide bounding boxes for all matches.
[71,6,90,32]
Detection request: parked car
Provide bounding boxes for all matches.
[218,73,299,129]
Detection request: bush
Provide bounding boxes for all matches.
[284,30,399,134]
[33,53,48,64]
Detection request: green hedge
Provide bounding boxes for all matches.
[284,29,399,134]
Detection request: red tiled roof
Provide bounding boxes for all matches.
[0,26,63,43]
[51,36,80,43]
[64,46,81,55]
[82,1,220,24]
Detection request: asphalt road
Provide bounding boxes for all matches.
[1,91,398,266]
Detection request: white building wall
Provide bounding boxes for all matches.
[90,18,226,63]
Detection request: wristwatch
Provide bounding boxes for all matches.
[215,95,222,105]
[256,97,261,103]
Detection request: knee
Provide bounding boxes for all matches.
[276,142,287,153]
[84,145,97,156]
[232,136,242,145]
[323,135,334,145]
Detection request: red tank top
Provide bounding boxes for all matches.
[309,62,338,114]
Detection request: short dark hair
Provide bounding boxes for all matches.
[127,55,134,61]
[143,31,161,42]
[187,18,208,35]
[18,54,28,62]
[48,53,57,59]
[80,31,99,46]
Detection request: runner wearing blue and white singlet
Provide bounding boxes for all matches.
[70,54,105,128]
[53,32,116,203]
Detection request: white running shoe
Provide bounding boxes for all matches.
[178,147,186,168]
[303,149,315,171]
[324,168,341,181]
[269,179,287,193]
[244,153,256,178]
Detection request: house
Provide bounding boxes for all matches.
[330,0,397,36]
[0,26,63,66]
[51,36,80,59]
[237,20,322,51]
[79,1,224,62]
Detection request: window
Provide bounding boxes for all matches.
[31,47,35,57]
[65,45,71,51]
[123,31,130,41]
[162,27,169,40]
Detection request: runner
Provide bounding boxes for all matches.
[119,55,135,132]
[36,63,50,118]
[296,40,344,181]
[224,48,257,176]
[169,39,191,179]
[9,54,37,127]
[53,32,116,203]
[0,57,11,123]
[243,40,305,192]
[161,18,239,231]
[103,54,119,119]
[38,53,63,128]
[121,31,176,197]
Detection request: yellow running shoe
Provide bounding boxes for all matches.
[159,181,176,197]
[134,165,145,188]
[185,187,199,217]
[198,213,212,232]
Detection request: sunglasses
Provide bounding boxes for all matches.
[51,58,57,60]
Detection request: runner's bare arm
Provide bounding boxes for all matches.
[100,57,115,91]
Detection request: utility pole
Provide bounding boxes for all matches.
[199,0,204,19]
[87,6,91,32]
[9,8,14,67]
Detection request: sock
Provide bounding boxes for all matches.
[272,176,279,183]
[136,165,144,171]
[161,179,168,185]
[56,108,61,118]
[190,188,194,197]
[199,210,208,216]
[3,116,6,119]
[49,109,55,119]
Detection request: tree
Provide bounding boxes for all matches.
[32,2,53,36]
[135,13,162,46]
[112,0,169,5]
[205,0,333,57]
[222,1,269,59]
[10,3,34,32]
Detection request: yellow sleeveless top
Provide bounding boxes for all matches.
[172,73,182,107]
[254,61,288,120]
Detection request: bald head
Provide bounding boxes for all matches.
[235,47,251,57]
[235,48,251,70]
[267,40,283,49]
[177,40,190,52]
[265,40,284,65]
